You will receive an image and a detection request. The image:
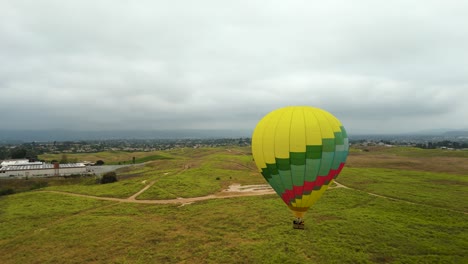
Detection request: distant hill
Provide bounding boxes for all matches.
[0,129,252,142]
[2,129,467,143]
[350,129,468,137]
[442,131,468,137]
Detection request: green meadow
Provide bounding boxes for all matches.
[1,146,467,263]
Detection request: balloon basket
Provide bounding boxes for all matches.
[293,218,304,230]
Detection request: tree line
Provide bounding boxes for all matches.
[415,140,468,149]
[0,146,41,160]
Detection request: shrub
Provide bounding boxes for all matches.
[0,188,15,196]
[30,182,48,190]
[101,172,117,184]
[59,154,68,164]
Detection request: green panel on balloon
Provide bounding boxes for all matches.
[261,166,284,195]
[334,131,344,145]
[322,138,336,152]
[266,163,279,176]
[261,168,272,180]
[305,159,321,182]
[276,158,290,171]
[270,172,286,192]
[278,169,293,190]
[331,146,347,169]
[291,164,305,187]
[318,152,334,176]
[268,174,285,196]
[306,145,322,159]
[266,164,286,194]
[290,152,306,166]
[332,154,343,168]
[279,155,305,190]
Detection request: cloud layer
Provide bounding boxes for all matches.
[1,1,467,134]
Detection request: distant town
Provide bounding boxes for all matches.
[1,131,467,162]
[0,138,252,162]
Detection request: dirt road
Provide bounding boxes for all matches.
[41,181,467,214]
[43,182,277,206]
[42,181,346,206]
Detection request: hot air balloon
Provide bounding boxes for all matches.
[251,106,349,229]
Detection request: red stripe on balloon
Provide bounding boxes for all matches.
[280,162,346,204]
[293,185,303,197]
[281,193,289,204]
[282,186,304,206]
[281,190,295,205]
[303,181,314,190]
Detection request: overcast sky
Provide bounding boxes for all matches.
[1,1,467,135]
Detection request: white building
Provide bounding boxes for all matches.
[0,162,87,178]
[1,159,42,167]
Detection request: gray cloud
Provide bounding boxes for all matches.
[1,0,468,134]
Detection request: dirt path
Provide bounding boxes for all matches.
[39,181,354,206]
[41,180,344,206]
[43,183,277,206]
[127,180,156,200]
[41,180,467,214]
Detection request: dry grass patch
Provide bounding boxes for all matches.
[348,153,468,175]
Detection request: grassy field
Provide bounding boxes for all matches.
[338,167,468,212]
[348,146,468,175]
[1,146,467,263]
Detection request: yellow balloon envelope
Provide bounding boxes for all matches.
[251,106,349,220]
